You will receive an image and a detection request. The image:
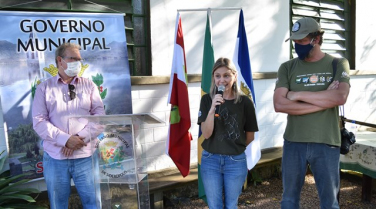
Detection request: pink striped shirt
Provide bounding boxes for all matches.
[32,74,105,160]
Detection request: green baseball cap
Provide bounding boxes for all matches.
[285,17,323,42]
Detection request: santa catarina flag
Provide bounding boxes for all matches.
[198,11,215,203]
[167,12,192,177]
[233,9,260,170]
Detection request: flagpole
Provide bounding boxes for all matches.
[177,7,242,12]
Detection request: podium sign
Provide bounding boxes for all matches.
[69,114,164,209]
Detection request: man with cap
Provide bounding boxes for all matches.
[273,17,351,208]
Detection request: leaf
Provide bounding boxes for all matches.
[0,155,6,171]
[0,194,36,203]
[0,174,26,190]
[92,73,104,86]
[1,186,39,195]
[100,88,107,99]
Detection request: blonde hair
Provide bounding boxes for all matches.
[209,57,242,103]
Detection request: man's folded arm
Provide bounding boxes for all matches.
[273,87,326,115]
[286,82,350,108]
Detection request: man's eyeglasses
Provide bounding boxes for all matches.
[63,56,84,64]
[68,84,76,100]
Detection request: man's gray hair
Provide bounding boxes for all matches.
[55,42,81,66]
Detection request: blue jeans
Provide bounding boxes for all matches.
[200,150,248,209]
[43,151,101,209]
[281,140,340,209]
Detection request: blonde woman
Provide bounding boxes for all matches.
[198,57,258,209]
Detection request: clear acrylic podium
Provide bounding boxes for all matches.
[69,114,164,209]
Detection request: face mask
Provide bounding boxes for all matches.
[62,59,81,77]
[294,39,314,60]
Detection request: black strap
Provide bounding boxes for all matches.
[332,57,345,126]
[332,57,339,78]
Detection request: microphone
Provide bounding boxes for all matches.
[215,85,225,117]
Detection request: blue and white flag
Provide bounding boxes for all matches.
[233,9,260,170]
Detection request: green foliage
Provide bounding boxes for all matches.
[92,73,107,100]
[30,77,40,99]
[0,150,46,209]
[100,88,107,100]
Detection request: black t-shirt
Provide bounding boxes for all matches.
[197,94,258,155]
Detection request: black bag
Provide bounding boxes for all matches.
[340,125,356,154]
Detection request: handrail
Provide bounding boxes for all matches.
[342,118,376,129]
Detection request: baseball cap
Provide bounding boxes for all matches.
[285,17,323,42]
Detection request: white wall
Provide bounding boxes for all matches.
[150,0,290,75]
[345,75,376,126]
[355,0,376,71]
[349,0,376,125]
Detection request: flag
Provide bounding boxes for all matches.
[198,11,215,203]
[233,9,261,170]
[167,12,192,177]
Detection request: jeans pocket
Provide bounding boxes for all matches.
[229,152,246,162]
[43,152,50,164]
[325,144,339,148]
[202,150,212,159]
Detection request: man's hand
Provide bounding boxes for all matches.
[65,135,87,150]
[286,91,297,101]
[61,147,74,157]
[327,80,339,90]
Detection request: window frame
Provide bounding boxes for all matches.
[289,0,355,68]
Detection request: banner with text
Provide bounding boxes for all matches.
[0,11,132,180]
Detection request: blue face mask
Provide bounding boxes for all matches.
[294,39,314,60]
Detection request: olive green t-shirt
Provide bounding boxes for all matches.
[197,94,259,155]
[275,54,350,146]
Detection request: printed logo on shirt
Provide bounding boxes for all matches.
[295,72,334,87]
[302,77,309,83]
[341,71,350,79]
[309,74,318,84]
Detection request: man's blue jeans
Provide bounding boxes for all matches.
[200,150,248,209]
[281,140,340,209]
[43,151,101,209]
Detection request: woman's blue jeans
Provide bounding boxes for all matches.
[200,150,248,209]
[281,140,340,209]
[43,151,101,209]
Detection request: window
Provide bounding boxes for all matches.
[290,0,354,67]
[0,0,151,75]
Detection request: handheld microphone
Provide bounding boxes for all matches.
[215,85,225,117]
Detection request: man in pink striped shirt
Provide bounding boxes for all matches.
[32,43,105,209]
